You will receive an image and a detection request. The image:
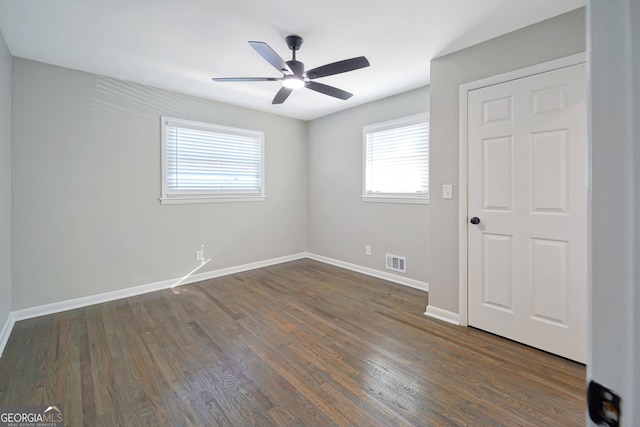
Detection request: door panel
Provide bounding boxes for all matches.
[482,96,513,125]
[530,130,568,213]
[483,233,513,311]
[467,63,587,363]
[483,136,513,211]
[530,237,568,325]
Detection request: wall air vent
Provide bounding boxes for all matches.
[385,253,407,274]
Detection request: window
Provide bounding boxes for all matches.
[363,113,429,204]
[161,117,264,204]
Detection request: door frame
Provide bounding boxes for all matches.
[457,53,586,326]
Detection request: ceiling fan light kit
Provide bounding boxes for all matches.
[282,75,305,89]
[212,35,370,104]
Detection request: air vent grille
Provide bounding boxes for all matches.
[385,253,407,273]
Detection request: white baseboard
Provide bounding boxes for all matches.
[10,252,308,324]
[424,305,460,325]
[1,251,428,357]
[0,312,16,358]
[305,252,429,292]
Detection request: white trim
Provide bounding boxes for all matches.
[9,253,307,324]
[361,196,429,205]
[457,53,586,328]
[362,113,429,133]
[0,312,16,358]
[160,196,265,205]
[458,82,470,327]
[459,53,586,94]
[0,254,299,357]
[0,252,429,358]
[424,305,460,325]
[306,252,429,292]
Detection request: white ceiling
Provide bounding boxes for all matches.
[0,0,584,121]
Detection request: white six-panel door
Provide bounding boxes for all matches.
[467,63,587,363]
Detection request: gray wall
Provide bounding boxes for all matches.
[11,58,307,310]
[428,8,586,313]
[0,31,11,326]
[308,87,430,283]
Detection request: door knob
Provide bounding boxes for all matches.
[470,217,480,225]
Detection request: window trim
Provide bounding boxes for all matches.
[362,113,430,205]
[160,116,265,204]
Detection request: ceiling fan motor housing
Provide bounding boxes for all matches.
[287,60,304,77]
[285,35,303,51]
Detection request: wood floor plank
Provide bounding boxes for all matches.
[116,303,165,426]
[0,259,586,426]
[78,314,98,426]
[56,313,84,426]
[0,323,30,404]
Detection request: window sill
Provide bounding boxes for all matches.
[361,196,429,205]
[161,196,265,205]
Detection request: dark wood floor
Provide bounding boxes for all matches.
[0,259,585,426]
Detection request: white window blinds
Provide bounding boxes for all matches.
[161,117,264,203]
[363,113,429,203]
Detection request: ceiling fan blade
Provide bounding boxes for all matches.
[305,81,353,100]
[212,77,281,82]
[272,87,293,104]
[306,56,370,79]
[249,41,292,74]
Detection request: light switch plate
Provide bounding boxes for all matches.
[442,184,453,199]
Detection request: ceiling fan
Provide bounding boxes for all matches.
[212,35,370,104]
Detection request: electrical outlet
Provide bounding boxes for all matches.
[196,244,205,262]
[365,245,372,256]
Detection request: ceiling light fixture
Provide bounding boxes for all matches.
[282,75,305,89]
[212,35,369,104]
